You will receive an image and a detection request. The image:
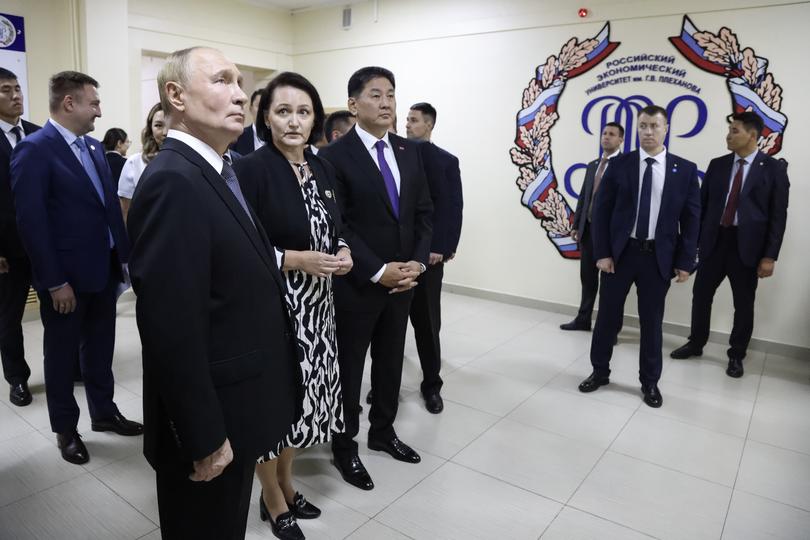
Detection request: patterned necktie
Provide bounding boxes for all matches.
[9,126,22,146]
[720,159,746,227]
[221,158,256,228]
[636,157,656,240]
[374,140,399,218]
[74,137,114,247]
[588,156,609,220]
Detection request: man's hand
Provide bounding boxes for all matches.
[446,252,456,262]
[428,252,444,265]
[596,257,614,273]
[293,250,341,278]
[50,284,77,314]
[757,257,775,278]
[0,257,9,274]
[335,247,353,276]
[190,438,233,482]
[379,261,420,293]
[674,269,690,283]
[571,230,579,243]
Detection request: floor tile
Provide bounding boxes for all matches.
[377,462,561,540]
[0,399,36,443]
[467,341,573,386]
[737,440,810,511]
[722,489,810,540]
[93,453,158,524]
[541,506,656,539]
[344,519,412,539]
[440,365,542,416]
[748,388,810,455]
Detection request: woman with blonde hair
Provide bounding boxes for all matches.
[117,102,167,220]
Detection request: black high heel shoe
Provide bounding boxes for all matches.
[287,492,321,519]
[259,491,305,540]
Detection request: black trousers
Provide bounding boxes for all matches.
[688,227,758,360]
[575,223,599,324]
[37,256,121,433]
[332,289,413,459]
[591,242,671,386]
[156,450,254,540]
[409,262,444,396]
[0,256,32,386]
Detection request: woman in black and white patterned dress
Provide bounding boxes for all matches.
[235,73,351,540]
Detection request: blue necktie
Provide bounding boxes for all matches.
[636,157,656,240]
[374,140,399,218]
[74,137,114,248]
[221,158,256,228]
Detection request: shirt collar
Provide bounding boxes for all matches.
[735,148,758,164]
[0,118,22,134]
[48,118,81,147]
[167,129,224,174]
[639,146,667,166]
[354,123,391,151]
[603,148,621,160]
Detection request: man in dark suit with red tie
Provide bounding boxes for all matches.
[319,66,433,491]
[561,122,623,332]
[0,67,39,407]
[671,112,789,377]
[578,105,700,408]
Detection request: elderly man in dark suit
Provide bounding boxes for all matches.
[578,105,700,408]
[11,71,141,465]
[319,66,432,491]
[0,67,40,407]
[561,121,624,332]
[671,112,789,377]
[127,47,300,540]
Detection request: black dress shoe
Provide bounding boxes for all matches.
[578,373,609,393]
[366,389,373,404]
[333,454,374,490]
[259,492,304,540]
[57,431,89,465]
[91,413,144,436]
[642,385,663,408]
[9,382,32,407]
[424,392,444,414]
[670,342,703,359]
[726,358,744,378]
[560,319,591,331]
[287,492,320,520]
[368,436,421,463]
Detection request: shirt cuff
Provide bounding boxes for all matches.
[370,264,386,283]
[419,263,426,273]
[337,238,349,250]
[275,248,285,270]
[48,282,68,292]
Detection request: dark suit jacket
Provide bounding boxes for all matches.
[698,151,789,268]
[10,121,129,292]
[105,151,127,190]
[0,119,39,259]
[318,127,433,307]
[127,137,299,469]
[235,142,343,254]
[230,125,256,156]
[419,142,463,257]
[592,150,701,279]
[572,154,620,241]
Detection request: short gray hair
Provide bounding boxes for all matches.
[157,47,208,116]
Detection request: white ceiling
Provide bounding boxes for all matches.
[241,0,348,12]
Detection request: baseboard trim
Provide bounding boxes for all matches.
[443,283,809,360]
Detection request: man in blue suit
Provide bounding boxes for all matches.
[11,71,142,465]
[671,112,789,377]
[578,105,700,408]
[405,102,463,414]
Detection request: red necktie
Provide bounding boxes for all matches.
[720,159,745,227]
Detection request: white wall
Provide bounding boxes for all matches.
[291,0,810,349]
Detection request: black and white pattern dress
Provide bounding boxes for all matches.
[259,162,344,461]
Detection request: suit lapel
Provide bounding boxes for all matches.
[346,128,397,219]
[0,131,11,158]
[740,151,764,199]
[43,123,106,209]
[629,151,641,219]
[389,135,409,215]
[657,153,677,233]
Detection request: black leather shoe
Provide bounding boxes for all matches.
[726,358,744,378]
[670,342,703,359]
[57,431,89,465]
[642,385,663,408]
[9,382,32,407]
[333,454,374,490]
[578,373,609,393]
[424,392,443,414]
[91,413,144,436]
[560,319,590,331]
[368,436,421,463]
[259,493,304,540]
[366,389,373,404]
[287,492,320,520]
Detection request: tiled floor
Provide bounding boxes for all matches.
[0,293,809,539]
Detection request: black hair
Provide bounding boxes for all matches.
[347,66,395,98]
[102,128,128,151]
[256,72,325,146]
[410,102,437,126]
[639,105,668,121]
[49,71,99,112]
[324,110,355,143]
[603,121,625,137]
[730,111,764,137]
[0,67,17,81]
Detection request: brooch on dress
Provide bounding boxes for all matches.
[324,190,333,199]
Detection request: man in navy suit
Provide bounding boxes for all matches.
[671,112,789,377]
[405,102,463,414]
[0,67,40,407]
[578,105,700,407]
[230,89,265,155]
[561,122,623,332]
[11,71,142,465]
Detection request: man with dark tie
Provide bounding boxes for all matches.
[578,105,700,408]
[0,67,39,407]
[671,112,789,377]
[230,88,265,155]
[324,110,356,144]
[11,71,142,465]
[319,66,432,491]
[405,101,463,414]
[127,47,299,539]
[561,122,623,332]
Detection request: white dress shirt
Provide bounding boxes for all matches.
[251,124,265,152]
[48,118,88,164]
[631,147,667,240]
[117,152,148,199]
[723,149,758,226]
[0,118,25,148]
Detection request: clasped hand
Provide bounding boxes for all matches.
[380,261,422,293]
[190,438,233,482]
[291,247,353,277]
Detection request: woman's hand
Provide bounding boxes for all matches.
[284,250,341,277]
[335,247,353,276]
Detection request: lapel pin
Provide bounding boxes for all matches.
[325,190,333,199]
[759,161,764,166]
[398,146,405,150]
[90,144,95,151]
